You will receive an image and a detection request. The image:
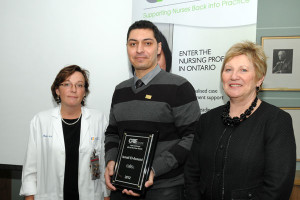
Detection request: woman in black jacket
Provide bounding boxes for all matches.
[185,41,296,200]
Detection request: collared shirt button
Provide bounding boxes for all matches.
[219,145,224,150]
[248,193,253,198]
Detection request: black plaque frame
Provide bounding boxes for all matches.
[111,130,158,194]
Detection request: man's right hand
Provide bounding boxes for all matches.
[105,160,117,191]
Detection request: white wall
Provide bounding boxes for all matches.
[0,0,133,165]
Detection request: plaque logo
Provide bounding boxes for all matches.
[128,138,144,146]
[129,138,138,144]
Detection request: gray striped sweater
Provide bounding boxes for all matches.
[105,70,201,189]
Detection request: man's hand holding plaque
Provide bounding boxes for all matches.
[105,161,116,191]
[105,161,155,196]
[122,170,154,196]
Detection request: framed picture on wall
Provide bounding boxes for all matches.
[261,36,300,91]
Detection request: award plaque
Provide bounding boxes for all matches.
[111,130,159,194]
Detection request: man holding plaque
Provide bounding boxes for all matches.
[105,20,201,200]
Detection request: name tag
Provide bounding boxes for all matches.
[90,149,100,180]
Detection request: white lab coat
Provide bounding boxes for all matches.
[20,106,110,200]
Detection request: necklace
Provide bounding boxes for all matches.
[61,113,82,126]
[221,97,258,127]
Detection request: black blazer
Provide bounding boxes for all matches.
[185,101,296,200]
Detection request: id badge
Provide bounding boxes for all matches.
[90,149,100,180]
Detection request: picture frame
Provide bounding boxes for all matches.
[261,36,300,91]
[259,90,300,109]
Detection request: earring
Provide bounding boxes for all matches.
[256,85,261,93]
[56,96,61,103]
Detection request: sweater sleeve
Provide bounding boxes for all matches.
[19,116,38,196]
[104,90,120,165]
[152,81,201,176]
[260,109,296,199]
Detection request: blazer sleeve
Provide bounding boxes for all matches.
[184,115,203,200]
[261,110,296,199]
[19,116,38,196]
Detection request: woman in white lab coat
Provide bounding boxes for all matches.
[20,65,110,200]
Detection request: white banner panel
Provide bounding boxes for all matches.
[172,25,256,113]
[133,0,257,113]
[133,0,257,27]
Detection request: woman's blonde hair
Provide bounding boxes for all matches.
[221,41,267,82]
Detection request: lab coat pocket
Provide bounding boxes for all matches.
[80,135,101,153]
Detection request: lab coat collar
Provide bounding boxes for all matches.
[51,106,91,151]
[51,105,91,119]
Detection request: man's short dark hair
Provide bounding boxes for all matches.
[127,20,161,43]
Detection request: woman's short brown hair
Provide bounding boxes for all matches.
[221,41,267,83]
[51,65,90,106]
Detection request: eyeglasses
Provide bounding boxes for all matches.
[59,82,85,89]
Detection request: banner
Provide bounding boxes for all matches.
[133,0,258,113]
